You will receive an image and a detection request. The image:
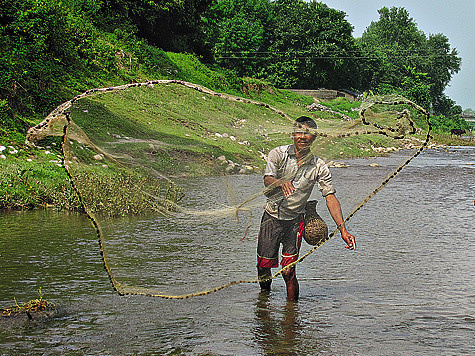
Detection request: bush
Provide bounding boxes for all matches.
[0,0,97,117]
[430,114,470,133]
[0,100,29,144]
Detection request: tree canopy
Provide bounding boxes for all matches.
[359,7,461,115]
[206,0,361,90]
[0,0,465,131]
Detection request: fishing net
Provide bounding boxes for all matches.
[25,80,430,299]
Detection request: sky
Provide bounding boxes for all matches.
[322,0,475,110]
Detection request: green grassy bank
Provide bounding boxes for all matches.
[1,59,473,212]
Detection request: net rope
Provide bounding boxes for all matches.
[26,80,431,299]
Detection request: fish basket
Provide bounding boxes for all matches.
[303,200,328,246]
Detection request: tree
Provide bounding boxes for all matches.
[262,0,360,89]
[360,6,461,114]
[423,33,461,115]
[0,0,94,116]
[202,0,272,75]
[360,7,426,92]
[96,0,214,59]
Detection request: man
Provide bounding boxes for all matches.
[257,116,356,301]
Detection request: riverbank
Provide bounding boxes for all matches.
[1,83,473,212]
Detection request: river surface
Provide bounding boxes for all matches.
[1,147,474,355]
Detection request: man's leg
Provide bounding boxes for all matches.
[258,267,272,292]
[282,266,299,301]
[280,215,303,301]
[257,212,280,292]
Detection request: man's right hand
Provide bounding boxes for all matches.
[280,181,295,198]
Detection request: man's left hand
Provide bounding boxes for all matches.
[341,230,356,250]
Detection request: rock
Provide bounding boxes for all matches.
[93,154,104,160]
[225,163,237,173]
[239,165,254,174]
[327,161,348,168]
[217,155,227,165]
[370,163,380,167]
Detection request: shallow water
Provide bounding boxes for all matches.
[1,146,474,355]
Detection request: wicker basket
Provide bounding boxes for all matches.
[303,200,328,246]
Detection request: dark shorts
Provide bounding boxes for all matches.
[256,211,304,268]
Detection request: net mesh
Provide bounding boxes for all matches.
[26,80,430,298]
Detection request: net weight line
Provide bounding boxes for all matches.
[44,81,431,299]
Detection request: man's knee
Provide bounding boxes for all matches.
[281,266,296,281]
[258,267,271,281]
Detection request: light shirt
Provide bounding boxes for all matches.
[264,144,336,220]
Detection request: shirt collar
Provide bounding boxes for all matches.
[288,144,296,156]
[288,144,315,162]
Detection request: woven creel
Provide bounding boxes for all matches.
[303,200,328,246]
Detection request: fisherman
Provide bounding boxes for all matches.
[257,116,356,301]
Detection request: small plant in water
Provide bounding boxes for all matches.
[1,287,55,318]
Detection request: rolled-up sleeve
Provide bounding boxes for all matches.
[317,161,336,197]
[264,147,281,177]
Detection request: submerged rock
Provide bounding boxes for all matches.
[327,161,349,168]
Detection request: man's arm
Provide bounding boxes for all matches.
[264,175,295,198]
[325,193,356,250]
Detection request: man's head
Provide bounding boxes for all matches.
[294,116,318,131]
[292,116,317,154]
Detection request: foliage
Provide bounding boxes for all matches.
[72,168,185,217]
[429,114,470,133]
[0,0,467,142]
[89,0,214,59]
[0,154,82,210]
[263,0,360,89]
[0,0,94,117]
[165,53,242,94]
[203,0,361,90]
[0,100,29,144]
[359,6,461,116]
[203,0,272,76]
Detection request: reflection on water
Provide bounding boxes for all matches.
[1,147,474,355]
[254,295,302,356]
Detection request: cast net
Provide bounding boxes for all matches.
[25,80,430,298]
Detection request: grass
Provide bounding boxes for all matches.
[70,164,185,217]
[1,77,473,212]
[69,82,299,172]
[0,149,81,211]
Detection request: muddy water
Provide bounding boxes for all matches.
[1,146,474,355]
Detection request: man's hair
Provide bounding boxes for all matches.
[295,116,318,130]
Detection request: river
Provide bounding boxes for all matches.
[1,146,474,355]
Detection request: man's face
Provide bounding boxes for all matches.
[292,125,316,154]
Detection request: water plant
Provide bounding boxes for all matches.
[1,288,55,319]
